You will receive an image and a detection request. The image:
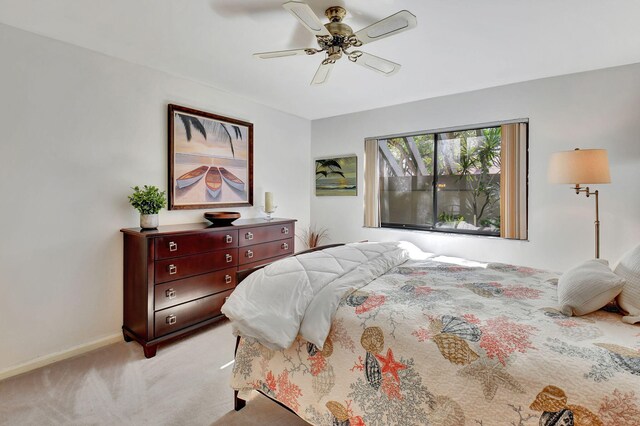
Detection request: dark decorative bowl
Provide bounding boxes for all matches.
[204,211,241,226]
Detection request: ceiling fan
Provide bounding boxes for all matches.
[254,1,417,85]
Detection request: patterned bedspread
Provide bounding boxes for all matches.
[230,257,640,426]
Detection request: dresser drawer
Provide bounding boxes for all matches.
[238,223,293,247]
[154,289,232,337]
[238,238,294,266]
[155,249,238,284]
[239,253,292,272]
[155,230,238,260]
[154,267,236,311]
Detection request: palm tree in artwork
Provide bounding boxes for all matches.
[177,113,242,158]
[178,114,207,141]
[316,159,345,180]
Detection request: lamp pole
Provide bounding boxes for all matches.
[594,189,600,259]
[574,184,600,259]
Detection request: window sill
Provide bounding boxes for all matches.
[380,223,500,238]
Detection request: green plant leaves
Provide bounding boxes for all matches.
[128,185,167,215]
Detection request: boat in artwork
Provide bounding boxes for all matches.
[219,167,245,191]
[206,167,223,198]
[176,165,209,188]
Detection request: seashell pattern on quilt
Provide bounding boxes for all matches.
[231,258,640,426]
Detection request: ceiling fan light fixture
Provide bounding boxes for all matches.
[327,46,342,62]
[255,3,417,85]
[325,21,354,38]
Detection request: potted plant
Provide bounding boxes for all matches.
[128,185,167,229]
[297,224,329,249]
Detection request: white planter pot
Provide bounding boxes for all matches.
[140,214,159,229]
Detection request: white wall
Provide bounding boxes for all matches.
[311,63,640,272]
[0,24,311,373]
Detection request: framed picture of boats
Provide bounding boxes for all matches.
[315,155,357,196]
[168,104,253,210]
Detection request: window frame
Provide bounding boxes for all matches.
[372,119,528,238]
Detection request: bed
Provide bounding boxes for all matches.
[223,242,640,426]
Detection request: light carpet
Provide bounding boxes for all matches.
[0,320,307,425]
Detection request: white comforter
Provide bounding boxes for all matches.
[221,242,416,350]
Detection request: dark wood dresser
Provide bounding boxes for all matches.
[120,218,296,357]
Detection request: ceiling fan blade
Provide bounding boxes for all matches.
[354,10,417,45]
[283,1,332,37]
[311,62,333,85]
[351,52,401,76]
[253,48,316,59]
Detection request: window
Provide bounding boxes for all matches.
[364,121,527,239]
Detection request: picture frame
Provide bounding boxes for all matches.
[315,155,357,196]
[168,104,253,210]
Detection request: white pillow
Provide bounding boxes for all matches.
[557,259,625,316]
[615,244,640,324]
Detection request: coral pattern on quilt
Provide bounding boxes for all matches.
[231,258,640,426]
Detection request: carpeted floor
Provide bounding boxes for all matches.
[0,320,308,425]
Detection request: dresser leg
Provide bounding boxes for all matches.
[123,331,133,342]
[143,344,158,358]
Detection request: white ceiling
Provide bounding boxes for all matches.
[1,0,639,120]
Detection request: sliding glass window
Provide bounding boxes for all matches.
[368,122,527,239]
[379,135,435,229]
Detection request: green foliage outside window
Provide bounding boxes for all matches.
[379,125,503,235]
[438,212,465,223]
[454,127,501,226]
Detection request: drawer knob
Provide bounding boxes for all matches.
[245,231,254,240]
[281,242,289,250]
[166,314,177,325]
[169,241,178,252]
[168,264,177,275]
[225,274,232,284]
[225,253,233,263]
[166,288,177,299]
[225,234,233,244]
[246,250,254,259]
[281,227,289,234]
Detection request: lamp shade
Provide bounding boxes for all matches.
[548,148,611,184]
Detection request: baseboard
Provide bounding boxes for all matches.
[0,333,122,381]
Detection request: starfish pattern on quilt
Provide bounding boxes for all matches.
[458,358,524,401]
[375,348,407,383]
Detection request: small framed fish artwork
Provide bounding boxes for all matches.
[315,155,357,196]
[168,104,253,210]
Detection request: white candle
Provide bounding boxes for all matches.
[265,192,274,212]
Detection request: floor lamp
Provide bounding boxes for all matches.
[548,148,611,259]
